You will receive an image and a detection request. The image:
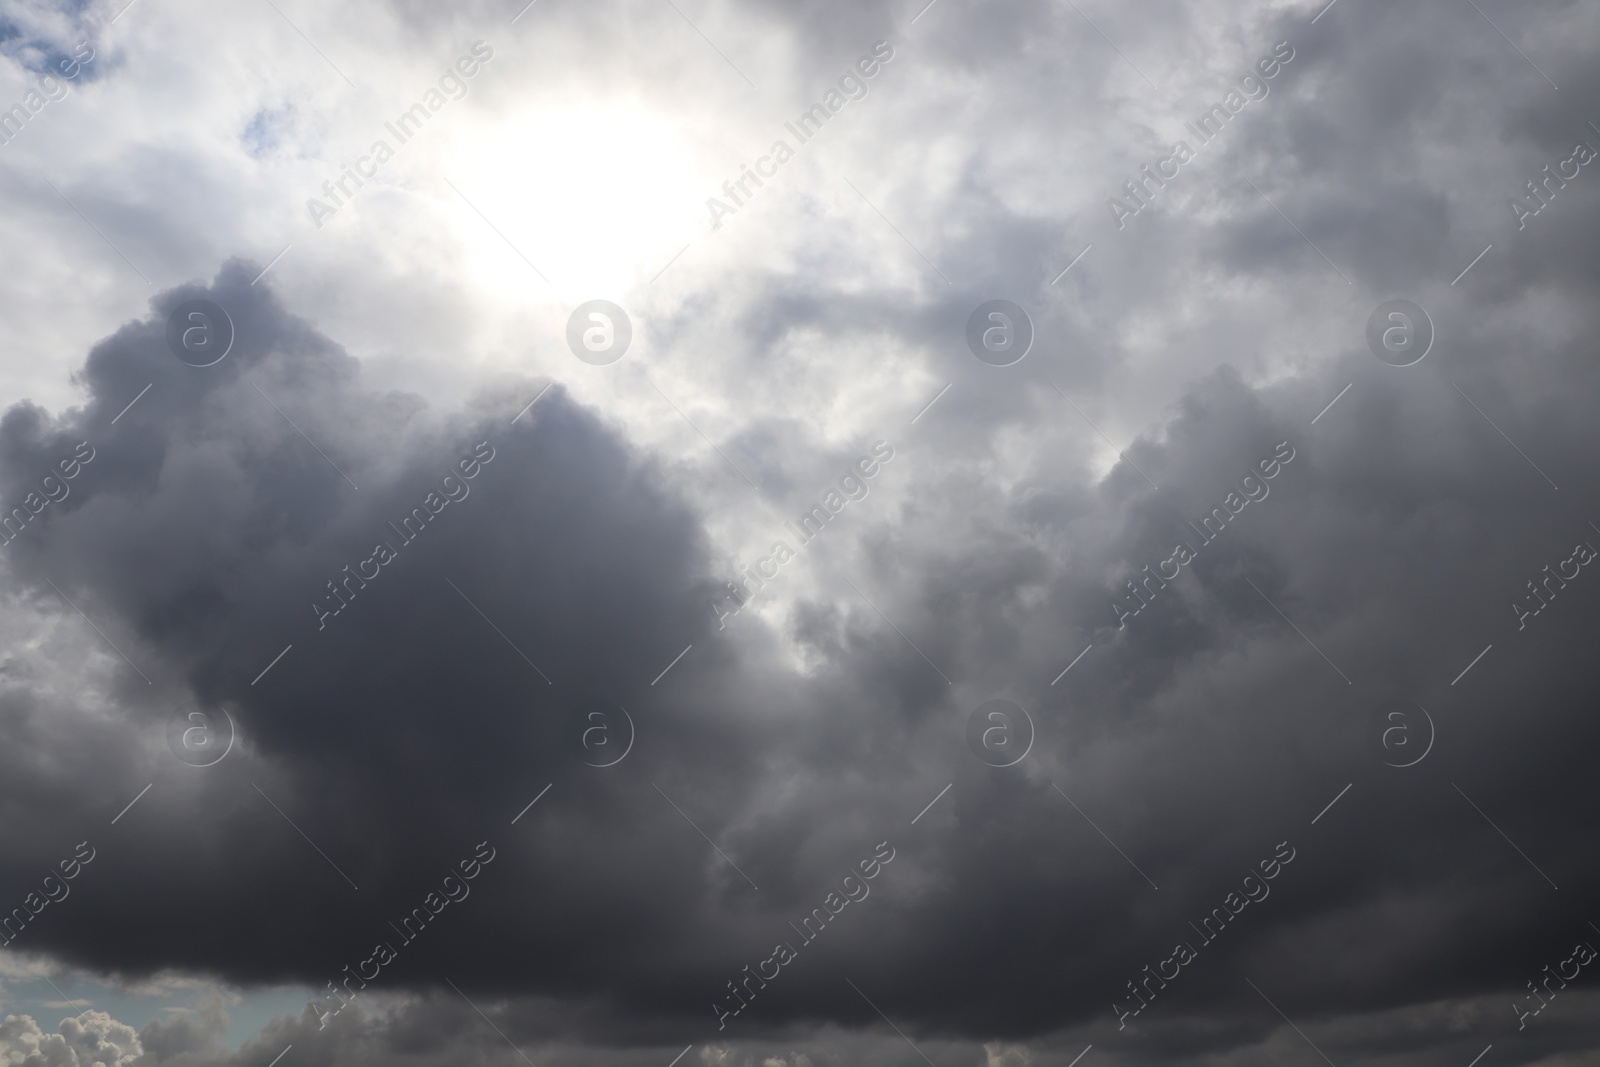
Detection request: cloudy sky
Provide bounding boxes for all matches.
[1,0,1598,1065]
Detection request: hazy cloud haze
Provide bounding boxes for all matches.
[1,1,1598,1066]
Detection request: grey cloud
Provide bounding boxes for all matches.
[1,0,1599,1063]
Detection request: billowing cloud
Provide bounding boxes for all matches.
[0,1011,141,1067]
[0,0,1598,1064]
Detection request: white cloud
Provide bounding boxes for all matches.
[0,1012,141,1067]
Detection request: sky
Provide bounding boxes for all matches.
[0,0,1598,1066]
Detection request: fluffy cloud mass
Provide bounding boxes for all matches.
[0,0,1598,1065]
[0,1012,140,1067]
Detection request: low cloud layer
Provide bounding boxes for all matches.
[1,0,1598,1065]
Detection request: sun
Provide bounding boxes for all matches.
[448,100,708,299]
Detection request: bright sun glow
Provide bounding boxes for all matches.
[451,102,708,299]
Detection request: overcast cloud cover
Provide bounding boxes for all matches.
[1,0,1598,1065]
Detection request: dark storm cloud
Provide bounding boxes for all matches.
[0,260,751,983]
[3,0,1600,1064]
